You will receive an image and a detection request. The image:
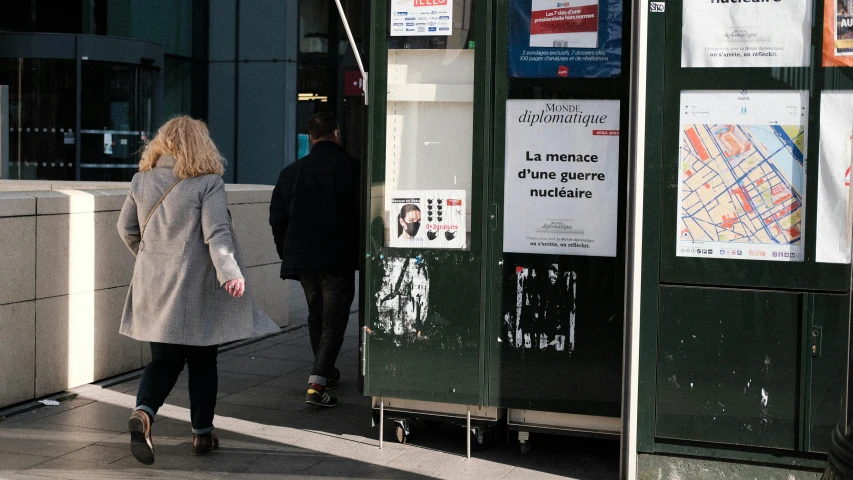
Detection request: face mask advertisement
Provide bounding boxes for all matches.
[681,0,811,68]
[823,0,853,66]
[388,190,466,249]
[507,0,622,78]
[503,99,621,257]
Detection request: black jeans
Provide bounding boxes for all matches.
[300,272,355,385]
[135,342,218,434]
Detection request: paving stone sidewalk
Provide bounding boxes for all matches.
[0,313,618,479]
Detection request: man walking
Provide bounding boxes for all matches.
[269,113,360,407]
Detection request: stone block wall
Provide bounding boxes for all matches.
[0,183,287,408]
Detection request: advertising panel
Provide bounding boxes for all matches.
[817,92,853,263]
[390,0,453,37]
[388,190,466,249]
[677,90,808,262]
[507,0,622,78]
[682,0,811,68]
[503,99,620,257]
[823,0,853,66]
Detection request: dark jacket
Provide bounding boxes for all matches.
[269,141,360,279]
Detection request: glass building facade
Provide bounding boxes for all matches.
[0,0,367,184]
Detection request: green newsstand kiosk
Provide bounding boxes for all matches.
[636,0,853,474]
[362,0,635,455]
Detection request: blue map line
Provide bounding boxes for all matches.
[771,124,804,165]
[707,126,770,239]
[681,124,803,245]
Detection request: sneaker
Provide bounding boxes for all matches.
[326,368,341,390]
[128,410,155,465]
[306,384,338,407]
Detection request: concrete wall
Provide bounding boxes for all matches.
[0,182,287,409]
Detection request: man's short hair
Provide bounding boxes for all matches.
[308,113,338,140]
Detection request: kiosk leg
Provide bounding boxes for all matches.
[379,398,384,449]
[466,410,471,459]
[518,431,530,455]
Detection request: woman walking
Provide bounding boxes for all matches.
[117,116,279,465]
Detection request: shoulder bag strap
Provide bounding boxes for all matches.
[141,178,183,239]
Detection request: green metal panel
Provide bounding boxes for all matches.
[656,0,851,293]
[640,0,853,467]
[656,286,800,450]
[808,293,850,453]
[484,0,631,416]
[637,1,668,455]
[362,0,492,406]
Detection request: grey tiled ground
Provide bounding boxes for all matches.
[0,284,617,479]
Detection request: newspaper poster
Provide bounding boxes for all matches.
[823,0,853,66]
[388,190,466,249]
[390,0,453,37]
[529,0,599,48]
[677,91,808,262]
[681,0,811,68]
[503,99,620,257]
[817,92,853,263]
[507,0,621,78]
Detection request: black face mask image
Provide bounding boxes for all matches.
[427,230,438,240]
[445,231,457,241]
[405,221,421,237]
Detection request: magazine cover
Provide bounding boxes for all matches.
[529,0,599,49]
[823,0,853,65]
[507,0,620,78]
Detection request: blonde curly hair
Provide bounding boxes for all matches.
[138,116,225,178]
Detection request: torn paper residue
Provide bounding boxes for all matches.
[503,264,576,353]
[375,257,430,336]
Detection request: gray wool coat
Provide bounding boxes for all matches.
[117,156,279,346]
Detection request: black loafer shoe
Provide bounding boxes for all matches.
[128,410,155,465]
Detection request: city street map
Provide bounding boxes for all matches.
[677,91,807,262]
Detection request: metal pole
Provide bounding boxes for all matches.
[333,0,369,105]
[466,410,471,459]
[379,397,384,449]
[620,0,646,477]
[0,85,8,179]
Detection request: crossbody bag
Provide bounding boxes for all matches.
[140,178,183,240]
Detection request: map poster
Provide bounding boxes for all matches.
[823,0,853,66]
[390,0,453,37]
[681,0,811,68]
[507,0,621,78]
[388,190,466,249]
[678,91,808,262]
[503,99,620,257]
[817,92,853,263]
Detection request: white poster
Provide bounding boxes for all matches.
[678,90,808,262]
[503,99,620,257]
[817,92,853,264]
[388,190,466,249]
[681,0,811,68]
[391,0,453,37]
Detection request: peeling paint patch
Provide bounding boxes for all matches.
[502,264,576,352]
[761,388,769,407]
[375,257,430,336]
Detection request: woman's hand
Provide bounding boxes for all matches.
[224,278,245,297]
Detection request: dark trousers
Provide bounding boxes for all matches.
[300,272,355,384]
[135,342,218,434]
